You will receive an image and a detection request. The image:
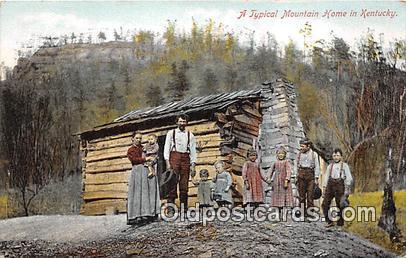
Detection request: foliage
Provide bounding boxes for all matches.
[297,81,320,131]
[1,82,54,216]
[346,191,406,254]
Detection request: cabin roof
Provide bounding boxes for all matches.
[79,85,270,140]
[113,88,263,123]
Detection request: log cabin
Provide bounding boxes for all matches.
[78,78,326,215]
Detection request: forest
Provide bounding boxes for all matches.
[0,20,405,216]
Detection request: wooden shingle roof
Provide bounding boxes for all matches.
[113,88,263,123]
[79,87,266,140]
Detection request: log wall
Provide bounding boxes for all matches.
[80,120,227,215]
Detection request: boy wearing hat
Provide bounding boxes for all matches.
[322,148,353,227]
[292,138,321,219]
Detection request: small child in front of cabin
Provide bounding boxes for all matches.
[143,134,159,178]
[194,169,215,208]
[212,160,233,207]
[242,148,267,208]
[269,147,294,211]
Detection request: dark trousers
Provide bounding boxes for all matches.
[322,178,345,225]
[297,168,315,216]
[168,151,190,208]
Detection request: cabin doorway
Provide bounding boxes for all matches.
[157,134,169,199]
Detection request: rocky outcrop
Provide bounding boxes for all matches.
[11,42,141,82]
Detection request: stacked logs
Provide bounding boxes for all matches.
[214,100,263,200]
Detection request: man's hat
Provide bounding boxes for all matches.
[300,138,311,145]
[313,185,322,200]
[160,170,178,187]
[340,196,350,208]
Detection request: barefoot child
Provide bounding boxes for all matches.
[269,147,294,209]
[143,134,159,178]
[194,169,215,208]
[242,148,267,208]
[212,160,233,207]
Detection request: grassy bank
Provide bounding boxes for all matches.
[0,194,7,219]
[345,190,406,254]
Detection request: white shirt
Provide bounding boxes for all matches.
[323,162,353,188]
[164,128,197,163]
[292,150,321,178]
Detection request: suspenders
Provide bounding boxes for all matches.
[329,162,344,179]
[171,129,190,153]
[297,150,316,169]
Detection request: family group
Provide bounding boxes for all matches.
[126,114,353,228]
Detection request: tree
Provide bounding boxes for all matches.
[283,39,302,81]
[178,60,190,95]
[166,63,179,101]
[224,64,237,92]
[78,33,84,44]
[98,31,106,43]
[113,29,121,41]
[134,30,155,59]
[61,34,68,45]
[299,22,312,62]
[70,32,76,44]
[166,60,190,102]
[311,39,328,72]
[199,67,218,95]
[87,34,92,44]
[387,39,406,69]
[1,82,54,216]
[378,148,401,243]
[163,20,176,58]
[145,84,163,107]
[70,70,87,129]
[204,19,214,54]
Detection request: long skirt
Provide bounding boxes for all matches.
[271,172,294,207]
[127,164,161,222]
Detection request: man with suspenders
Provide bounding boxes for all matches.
[164,114,197,213]
[293,138,321,219]
[322,148,353,227]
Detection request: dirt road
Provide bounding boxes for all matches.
[0,214,394,257]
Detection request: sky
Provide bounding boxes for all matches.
[0,0,405,68]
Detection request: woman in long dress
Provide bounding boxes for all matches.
[269,147,294,208]
[127,132,161,225]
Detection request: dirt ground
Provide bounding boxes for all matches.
[0,214,395,257]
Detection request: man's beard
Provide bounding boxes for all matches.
[178,125,186,131]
